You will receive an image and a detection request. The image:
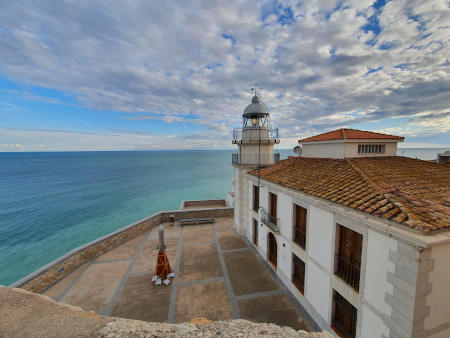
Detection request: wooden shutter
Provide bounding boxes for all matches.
[270,193,277,220]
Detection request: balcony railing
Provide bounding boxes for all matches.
[335,254,361,291]
[233,127,279,141]
[332,291,357,338]
[294,227,306,249]
[260,208,279,233]
[232,152,280,165]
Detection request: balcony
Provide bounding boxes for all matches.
[232,127,279,144]
[232,152,280,165]
[294,227,306,249]
[335,254,361,291]
[260,208,279,233]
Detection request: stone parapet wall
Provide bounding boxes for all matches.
[11,207,233,294]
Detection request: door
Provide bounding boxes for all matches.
[268,232,277,267]
[253,218,258,246]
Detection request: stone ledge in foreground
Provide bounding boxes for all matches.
[0,286,332,337]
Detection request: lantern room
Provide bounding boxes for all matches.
[242,94,271,128]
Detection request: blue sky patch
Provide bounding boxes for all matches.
[261,1,294,26]
[365,66,383,76]
[221,34,236,45]
[394,64,408,70]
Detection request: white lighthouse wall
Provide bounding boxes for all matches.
[233,166,252,237]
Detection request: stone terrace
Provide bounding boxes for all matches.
[42,217,315,330]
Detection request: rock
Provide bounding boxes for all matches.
[0,286,333,337]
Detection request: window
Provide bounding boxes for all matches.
[293,204,307,249]
[292,254,305,294]
[357,144,384,154]
[253,185,259,212]
[269,192,277,225]
[335,224,363,291]
[253,218,258,246]
[332,291,357,338]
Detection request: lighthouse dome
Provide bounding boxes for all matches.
[243,95,268,117]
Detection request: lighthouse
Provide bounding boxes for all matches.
[232,88,280,236]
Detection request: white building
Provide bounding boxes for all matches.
[232,100,450,338]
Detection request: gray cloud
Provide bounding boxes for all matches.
[0,0,449,147]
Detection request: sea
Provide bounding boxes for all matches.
[0,148,447,286]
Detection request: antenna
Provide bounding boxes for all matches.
[251,83,263,97]
[293,145,302,156]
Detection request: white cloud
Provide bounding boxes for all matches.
[0,0,448,150]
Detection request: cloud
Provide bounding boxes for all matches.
[0,0,449,149]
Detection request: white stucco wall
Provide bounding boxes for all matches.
[360,304,390,338]
[260,185,268,211]
[302,140,399,158]
[364,229,397,316]
[306,259,331,322]
[307,205,334,272]
[258,220,268,257]
[278,239,291,281]
[278,192,293,241]
[302,143,345,158]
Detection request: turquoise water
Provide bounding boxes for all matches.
[0,148,446,286]
[0,150,237,285]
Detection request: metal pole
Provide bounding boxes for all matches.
[158,225,165,253]
[257,124,261,206]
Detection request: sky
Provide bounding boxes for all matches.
[0,0,449,151]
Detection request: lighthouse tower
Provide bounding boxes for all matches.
[232,88,280,236]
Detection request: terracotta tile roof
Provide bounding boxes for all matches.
[249,157,450,233]
[298,128,405,143]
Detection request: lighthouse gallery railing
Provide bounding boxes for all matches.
[232,153,280,165]
[232,127,279,141]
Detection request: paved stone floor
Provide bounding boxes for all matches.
[43,217,316,330]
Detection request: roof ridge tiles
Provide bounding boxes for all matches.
[298,128,405,143]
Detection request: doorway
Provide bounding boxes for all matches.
[268,232,277,268]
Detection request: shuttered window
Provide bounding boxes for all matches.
[357,144,384,154]
[293,204,307,249]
